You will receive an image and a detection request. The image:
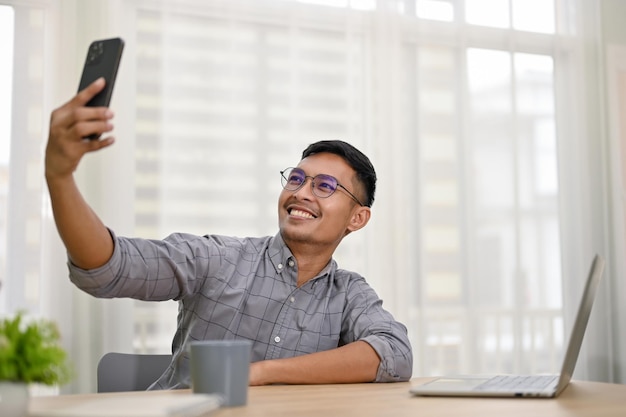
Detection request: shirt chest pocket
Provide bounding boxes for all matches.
[293,310,341,353]
[296,330,340,353]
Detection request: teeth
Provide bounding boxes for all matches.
[291,209,314,219]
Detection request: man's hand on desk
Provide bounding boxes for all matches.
[248,340,380,386]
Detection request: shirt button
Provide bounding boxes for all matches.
[288,260,295,267]
[274,336,281,343]
[290,297,295,303]
[277,263,283,270]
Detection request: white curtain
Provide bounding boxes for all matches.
[1,0,623,394]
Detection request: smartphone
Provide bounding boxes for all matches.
[78,37,124,106]
[77,37,124,138]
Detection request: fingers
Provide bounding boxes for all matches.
[51,77,108,132]
[70,107,115,139]
[83,136,116,151]
[46,79,118,179]
[50,105,114,142]
[50,77,106,119]
[74,77,106,107]
[50,77,114,141]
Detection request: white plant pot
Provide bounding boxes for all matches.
[0,381,29,417]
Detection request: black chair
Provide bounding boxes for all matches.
[97,352,172,392]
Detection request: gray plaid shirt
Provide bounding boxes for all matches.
[68,230,412,387]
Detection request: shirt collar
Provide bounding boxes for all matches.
[268,232,293,273]
[268,233,336,282]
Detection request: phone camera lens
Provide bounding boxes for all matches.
[87,42,104,65]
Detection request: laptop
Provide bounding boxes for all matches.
[410,254,605,398]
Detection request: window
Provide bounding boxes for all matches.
[131,4,370,351]
[126,0,572,376]
[3,1,608,389]
[417,0,557,33]
[0,5,14,312]
[0,1,50,318]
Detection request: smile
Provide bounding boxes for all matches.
[289,209,316,219]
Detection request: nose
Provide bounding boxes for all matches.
[292,176,316,201]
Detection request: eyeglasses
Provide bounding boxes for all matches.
[280,167,365,207]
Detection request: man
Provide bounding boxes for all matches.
[45,78,412,388]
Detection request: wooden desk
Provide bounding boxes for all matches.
[29,378,626,417]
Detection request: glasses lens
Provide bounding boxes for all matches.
[312,174,338,198]
[281,168,305,190]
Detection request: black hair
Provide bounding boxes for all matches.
[301,140,377,207]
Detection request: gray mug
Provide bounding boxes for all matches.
[189,340,252,407]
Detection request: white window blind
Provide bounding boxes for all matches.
[4,0,612,388]
[127,0,569,377]
[0,2,48,314]
[131,3,369,352]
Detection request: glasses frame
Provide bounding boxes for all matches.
[280,167,365,207]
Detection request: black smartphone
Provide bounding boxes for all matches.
[78,37,124,106]
[77,37,124,138]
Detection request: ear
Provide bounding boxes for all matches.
[346,206,371,233]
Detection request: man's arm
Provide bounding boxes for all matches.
[45,78,116,269]
[248,340,379,385]
[248,273,413,386]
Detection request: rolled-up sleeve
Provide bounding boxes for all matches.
[342,277,413,382]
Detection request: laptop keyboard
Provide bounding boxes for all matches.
[475,375,559,392]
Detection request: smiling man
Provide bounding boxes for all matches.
[45,79,413,388]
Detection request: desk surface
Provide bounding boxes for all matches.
[29,378,626,417]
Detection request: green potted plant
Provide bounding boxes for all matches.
[0,311,72,417]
